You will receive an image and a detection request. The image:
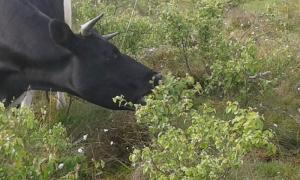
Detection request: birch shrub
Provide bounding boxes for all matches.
[129,74,275,179]
[0,105,87,179]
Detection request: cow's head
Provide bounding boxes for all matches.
[49,14,161,110]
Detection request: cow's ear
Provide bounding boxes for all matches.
[49,19,74,46]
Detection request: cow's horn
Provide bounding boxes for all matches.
[103,32,119,40]
[80,14,104,36]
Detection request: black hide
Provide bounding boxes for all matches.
[0,0,159,109]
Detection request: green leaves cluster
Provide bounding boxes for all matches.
[73,0,296,104]
[130,74,275,179]
[0,104,86,179]
[159,0,270,100]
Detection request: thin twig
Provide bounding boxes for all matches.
[248,71,272,79]
[121,0,139,49]
[181,37,194,76]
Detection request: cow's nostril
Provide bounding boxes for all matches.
[155,73,163,80]
[153,73,163,86]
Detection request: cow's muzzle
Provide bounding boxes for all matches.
[153,73,163,87]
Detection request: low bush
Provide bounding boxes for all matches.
[128,74,275,179]
[0,104,87,179]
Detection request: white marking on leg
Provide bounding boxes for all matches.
[21,90,34,108]
[56,92,67,109]
[9,91,27,107]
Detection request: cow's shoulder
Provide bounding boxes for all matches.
[28,0,65,21]
[0,0,68,62]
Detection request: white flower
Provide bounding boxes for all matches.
[148,48,155,53]
[58,163,64,169]
[103,129,109,132]
[297,87,300,91]
[273,124,278,128]
[78,147,84,153]
[110,141,114,145]
[83,134,88,141]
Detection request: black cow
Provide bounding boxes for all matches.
[0,0,160,110]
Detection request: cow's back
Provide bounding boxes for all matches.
[0,0,69,62]
[28,0,65,21]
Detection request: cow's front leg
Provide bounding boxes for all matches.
[56,92,67,109]
[20,91,67,110]
[20,90,34,108]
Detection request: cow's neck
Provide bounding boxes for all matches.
[24,56,76,95]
